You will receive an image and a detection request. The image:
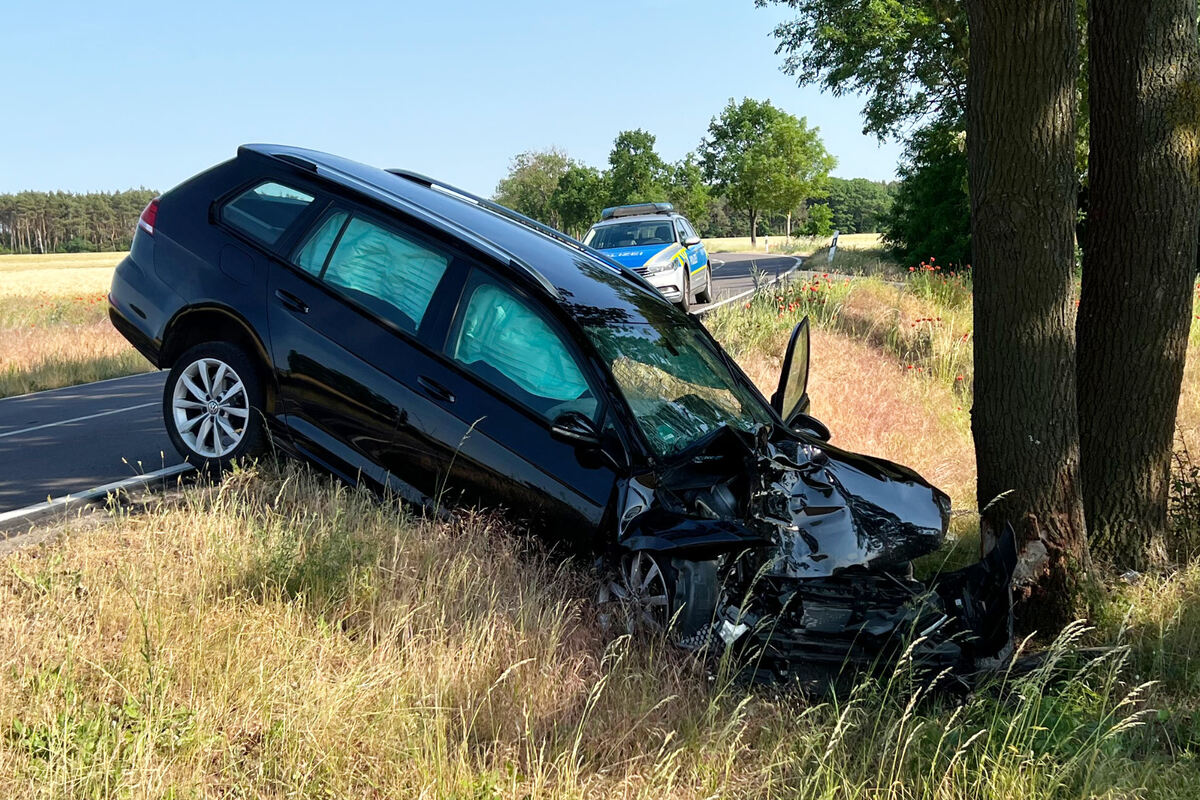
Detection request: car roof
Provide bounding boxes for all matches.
[239,144,674,317]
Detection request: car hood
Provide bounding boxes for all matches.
[597,243,677,268]
[619,426,949,577]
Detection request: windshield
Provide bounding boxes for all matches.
[585,220,677,250]
[583,319,774,457]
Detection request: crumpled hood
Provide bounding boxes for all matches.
[598,243,677,268]
[623,426,949,579]
[757,438,950,578]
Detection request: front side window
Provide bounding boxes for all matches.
[583,317,772,457]
[449,279,596,421]
[302,215,449,332]
[222,181,315,245]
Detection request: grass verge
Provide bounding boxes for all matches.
[1,462,1192,798]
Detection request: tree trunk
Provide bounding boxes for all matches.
[1077,0,1200,570]
[786,211,792,239]
[967,0,1090,630]
[749,207,758,246]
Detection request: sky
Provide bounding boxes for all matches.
[0,0,902,196]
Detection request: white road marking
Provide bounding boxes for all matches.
[0,370,161,404]
[0,402,158,440]
[0,463,192,526]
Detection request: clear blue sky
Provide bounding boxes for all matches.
[0,0,902,195]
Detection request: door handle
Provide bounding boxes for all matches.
[274,289,309,314]
[417,375,455,404]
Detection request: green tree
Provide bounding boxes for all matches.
[817,177,893,234]
[802,203,833,236]
[699,98,834,245]
[551,165,608,239]
[882,124,971,266]
[493,148,573,229]
[755,0,968,140]
[666,154,711,230]
[607,129,667,206]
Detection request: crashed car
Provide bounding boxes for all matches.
[108,145,1014,675]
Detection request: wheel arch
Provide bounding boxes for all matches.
[161,304,277,412]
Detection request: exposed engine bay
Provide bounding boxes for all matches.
[611,426,1017,676]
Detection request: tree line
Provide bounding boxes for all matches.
[760,0,1200,629]
[493,99,894,245]
[0,189,159,254]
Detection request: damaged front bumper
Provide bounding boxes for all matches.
[615,427,1018,676]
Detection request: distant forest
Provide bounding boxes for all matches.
[0,190,159,254]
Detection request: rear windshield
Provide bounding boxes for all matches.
[585,220,677,250]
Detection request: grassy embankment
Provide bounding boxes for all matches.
[4,239,1200,795]
[0,252,152,398]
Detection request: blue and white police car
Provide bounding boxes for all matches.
[582,203,712,311]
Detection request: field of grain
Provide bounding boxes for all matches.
[0,252,151,397]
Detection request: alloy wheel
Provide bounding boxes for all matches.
[601,551,672,631]
[170,357,250,458]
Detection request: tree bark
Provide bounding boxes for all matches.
[749,207,759,246]
[967,0,1090,629]
[1077,0,1200,570]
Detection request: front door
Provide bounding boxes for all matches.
[419,268,621,545]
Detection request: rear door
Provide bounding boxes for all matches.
[266,201,467,502]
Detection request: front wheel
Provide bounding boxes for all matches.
[696,265,713,304]
[599,551,719,644]
[676,270,692,313]
[163,341,267,474]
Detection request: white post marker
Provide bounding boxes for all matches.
[764,235,770,253]
[828,229,840,264]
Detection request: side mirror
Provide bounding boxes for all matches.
[683,235,702,247]
[550,411,601,447]
[790,412,831,441]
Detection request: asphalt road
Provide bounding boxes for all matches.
[0,252,801,513]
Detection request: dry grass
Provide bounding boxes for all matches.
[707,233,883,255]
[0,252,149,398]
[0,465,1175,798]
[734,327,974,510]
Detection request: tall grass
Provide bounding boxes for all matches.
[0,462,1188,798]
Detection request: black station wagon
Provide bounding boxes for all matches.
[109,145,1015,675]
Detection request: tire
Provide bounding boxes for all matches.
[163,341,267,474]
[696,264,713,304]
[677,269,692,313]
[600,551,719,644]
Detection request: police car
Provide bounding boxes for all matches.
[582,203,712,311]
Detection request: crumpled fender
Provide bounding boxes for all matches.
[932,523,1018,660]
[621,512,771,560]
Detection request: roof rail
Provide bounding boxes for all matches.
[386,168,659,292]
[245,149,563,300]
[387,169,594,257]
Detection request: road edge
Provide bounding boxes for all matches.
[696,256,803,317]
[0,463,194,536]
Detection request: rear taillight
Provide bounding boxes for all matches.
[138,198,160,236]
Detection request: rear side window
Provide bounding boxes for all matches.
[222,181,315,245]
[449,277,596,421]
[301,215,450,333]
